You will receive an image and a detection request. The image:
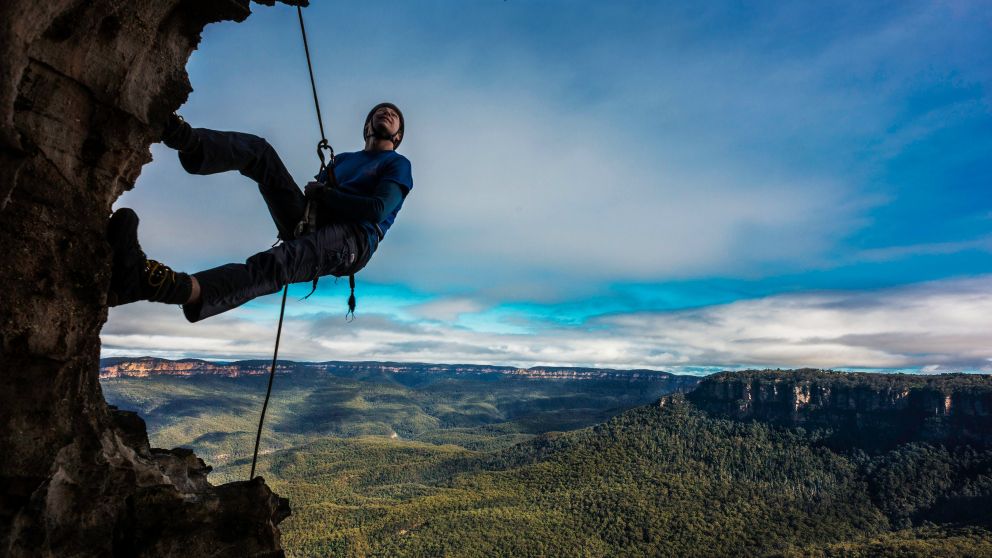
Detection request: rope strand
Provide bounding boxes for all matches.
[249,7,336,480]
[249,284,289,480]
[297,6,327,144]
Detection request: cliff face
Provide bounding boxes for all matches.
[0,1,298,556]
[98,356,703,387]
[101,357,291,378]
[686,370,992,450]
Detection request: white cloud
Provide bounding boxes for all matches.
[408,297,487,322]
[103,275,992,373]
[597,276,992,370]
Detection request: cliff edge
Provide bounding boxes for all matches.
[685,369,992,450]
[0,1,300,556]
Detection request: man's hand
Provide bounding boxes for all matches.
[304,181,327,199]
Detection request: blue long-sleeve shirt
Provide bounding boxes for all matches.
[314,150,413,247]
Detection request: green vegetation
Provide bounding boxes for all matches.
[101,369,680,466]
[226,398,988,557]
[711,369,992,391]
[101,373,992,557]
[788,526,992,557]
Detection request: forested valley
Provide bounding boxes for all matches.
[101,362,992,557]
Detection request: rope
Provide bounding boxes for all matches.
[248,6,328,480]
[298,6,326,143]
[249,284,289,479]
[297,5,334,172]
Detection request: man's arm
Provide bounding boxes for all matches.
[308,180,406,224]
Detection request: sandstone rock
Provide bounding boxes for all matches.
[686,369,992,451]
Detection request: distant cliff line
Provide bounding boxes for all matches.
[99,356,696,383]
[685,369,992,449]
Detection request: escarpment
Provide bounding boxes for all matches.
[98,356,706,388]
[0,1,300,556]
[685,369,992,450]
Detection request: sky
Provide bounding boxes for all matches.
[103,0,992,374]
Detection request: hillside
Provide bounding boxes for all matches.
[106,366,992,556]
[248,394,992,556]
[100,358,700,464]
[689,369,992,449]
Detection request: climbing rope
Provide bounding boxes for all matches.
[249,285,288,480]
[297,5,333,171]
[249,5,333,481]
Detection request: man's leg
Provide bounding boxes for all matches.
[107,209,192,307]
[164,117,305,240]
[182,223,369,322]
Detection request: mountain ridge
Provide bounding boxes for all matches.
[99,356,696,383]
[685,368,992,450]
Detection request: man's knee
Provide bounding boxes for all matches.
[243,133,270,153]
[241,135,284,176]
[247,249,291,287]
[247,242,317,286]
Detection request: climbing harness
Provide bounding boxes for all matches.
[250,5,343,480]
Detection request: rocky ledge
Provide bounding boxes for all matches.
[0,1,300,555]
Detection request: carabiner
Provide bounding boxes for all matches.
[316,138,335,173]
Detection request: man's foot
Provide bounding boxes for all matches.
[161,113,198,152]
[107,208,192,307]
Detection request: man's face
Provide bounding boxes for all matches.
[370,106,402,138]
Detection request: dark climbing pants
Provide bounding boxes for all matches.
[177,129,371,323]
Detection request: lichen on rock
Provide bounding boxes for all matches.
[0,1,302,555]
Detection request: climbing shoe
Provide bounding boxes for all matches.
[161,113,198,152]
[107,208,192,307]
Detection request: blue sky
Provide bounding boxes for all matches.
[103,0,992,373]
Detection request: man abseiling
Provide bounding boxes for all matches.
[106,102,412,321]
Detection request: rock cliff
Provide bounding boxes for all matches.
[685,369,992,450]
[0,1,299,555]
[98,356,703,387]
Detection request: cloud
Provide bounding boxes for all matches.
[596,276,992,371]
[852,236,992,263]
[408,297,487,322]
[103,275,992,373]
[305,312,427,338]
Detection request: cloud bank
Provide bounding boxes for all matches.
[102,276,992,373]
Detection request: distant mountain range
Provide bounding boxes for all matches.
[99,356,695,383]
